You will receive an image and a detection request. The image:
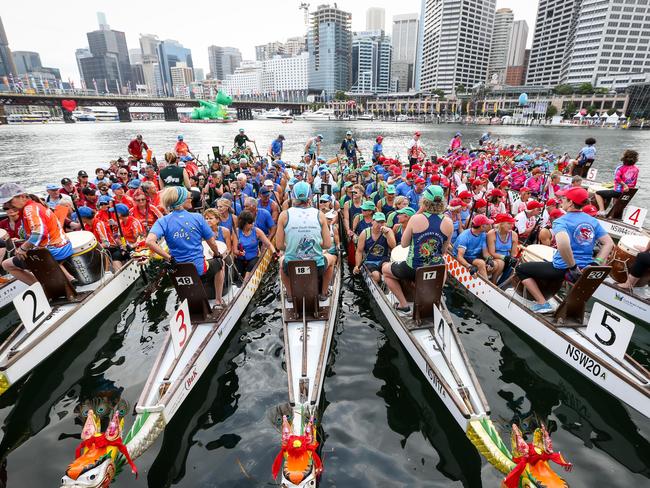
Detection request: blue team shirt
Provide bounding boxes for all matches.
[453,229,487,262]
[578,145,596,164]
[271,139,283,156]
[255,208,275,236]
[406,188,423,209]
[242,183,255,197]
[551,212,607,269]
[151,210,213,275]
[396,181,412,197]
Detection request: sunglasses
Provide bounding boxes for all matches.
[135,198,146,202]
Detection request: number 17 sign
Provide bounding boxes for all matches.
[170,299,192,358]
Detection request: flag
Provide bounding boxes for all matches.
[93,78,98,92]
[104,78,109,93]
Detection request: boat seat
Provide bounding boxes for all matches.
[554,265,611,326]
[413,264,445,322]
[572,160,594,178]
[512,274,564,301]
[605,188,637,220]
[25,248,77,301]
[285,260,321,320]
[171,263,211,321]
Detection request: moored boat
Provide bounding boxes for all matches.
[0,276,27,311]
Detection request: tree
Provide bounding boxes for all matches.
[553,84,574,95]
[456,83,466,94]
[563,101,577,118]
[577,83,595,95]
[595,87,609,94]
[432,88,446,100]
[586,104,598,116]
[546,105,559,118]
[334,90,348,101]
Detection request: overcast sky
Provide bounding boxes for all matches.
[2,0,539,84]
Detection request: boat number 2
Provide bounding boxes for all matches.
[13,282,52,333]
[23,290,45,324]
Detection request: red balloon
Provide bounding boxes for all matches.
[61,99,77,112]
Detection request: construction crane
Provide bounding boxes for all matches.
[299,2,310,27]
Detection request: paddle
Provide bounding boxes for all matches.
[111,200,127,249]
[70,191,84,229]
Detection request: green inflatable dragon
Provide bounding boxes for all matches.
[190,91,233,120]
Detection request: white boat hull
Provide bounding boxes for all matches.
[0,279,28,310]
[592,280,649,323]
[0,260,142,394]
[444,254,650,418]
[598,218,648,240]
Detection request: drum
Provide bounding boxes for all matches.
[63,231,104,285]
[390,245,409,263]
[203,240,228,259]
[611,235,650,284]
[0,229,8,241]
[520,244,555,263]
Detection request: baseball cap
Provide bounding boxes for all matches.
[494,213,515,224]
[499,180,510,188]
[473,198,488,209]
[582,204,598,216]
[78,170,88,177]
[178,134,184,140]
[526,200,544,211]
[406,172,416,180]
[519,186,531,193]
[546,198,558,206]
[128,179,141,189]
[372,212,386,222]
[239,157,248,163]
[292,181,311,202]
[76,206,94,219]
[361,200,376,211]
[396,207,416,217]
[46,184,61,191]
[412,164,422,171]
[317,134,324,140]
[343,181,353,188]
[239,128,245,132]
[549,208,565,219]
[346,130,352,135]
[259,187,270,195]
[472,214,494,226]
[488,189,505,197]
[385,185,396,194]
[361,164,372,172]
[458,190,472,199]
[61,177,73,185]
[264,179,274,187]
[319,193,332,202]
[111,183,124,191]
[423,185,444,202]
[414,177,426,185]
[414,131,421,136]
[556,187,590,205]
[109,203,130,216]
[0,183,26,204]
[449,198,467,207]
[98,195,112,205]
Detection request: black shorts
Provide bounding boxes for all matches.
[515,261,565,281]
[366,262,384,274]
[595,189,622,200]
[391,261,416,281]
[630,251,650,278]
[236,256,259,275]
[201,257,223,283]
[109,247,131,262]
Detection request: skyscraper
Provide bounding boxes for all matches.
[75,48,92,86]
[207,46,242,79]
[139,34,163,95]
[157,39,193,96]
[308,4,352,97]
[12,51,42,74]
[351,30,392,94]
[504,20,529,86]
[418,0,496,94]
[0,16,17,78]
[255,41,285,62]
[526,0,582,86]
[564,0,650,87]
[391,13,419,91]
[366,7,386,31]
[487,8,514,83]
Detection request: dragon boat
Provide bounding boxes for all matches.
[0,232,145,396]
[360,247,572,487]
[272,256,342,488]
[0,277,27,311]
[112,248,273,470]
[444,248,650,418]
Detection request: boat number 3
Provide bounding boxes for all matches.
[176,276,193,286]
[170,299,192,357]
[175,309,188,348]
[295,266,311,275]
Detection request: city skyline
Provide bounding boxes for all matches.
[0,0,539,85]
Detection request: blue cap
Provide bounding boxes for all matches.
[46,184,61,191]
[288,177,298,186]
[111,183,123,191]
[292,181,311,202]
[317,134,323,140]
[319,193,332,202]
[98,195,112,205]
[128,179,141,189]
[109,203,130,216]
[77,206,94,219]
[178,134,183,140]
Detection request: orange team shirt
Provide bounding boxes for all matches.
[175,141,190,156]
[120,216,145,244]
[92,217,117,247]
[130,204,162,231]
[143,176,160,191]
[22,200,69,248]
[114,194,134,209]
[185,161,198,178]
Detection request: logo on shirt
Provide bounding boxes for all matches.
[573,223,595,245]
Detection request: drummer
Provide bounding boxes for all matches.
[146,186,226,307]
[381,185,452,314]
[0,183,75,285]
[515,187,614,313]
[353,212,396,282]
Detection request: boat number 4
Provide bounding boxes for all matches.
[585,302,635,361]
[622,205,646,229]
[13,282,51,333]
[170,299,193,357]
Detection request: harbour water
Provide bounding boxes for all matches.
[0,121,648,487]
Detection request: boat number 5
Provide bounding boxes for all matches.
[13,282,52,333]
[170,299,192,357]
[586,302,635,361]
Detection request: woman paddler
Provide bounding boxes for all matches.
[146,186,226,307]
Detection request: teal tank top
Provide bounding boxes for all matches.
[284,206,325,267]
[407,212,445,268]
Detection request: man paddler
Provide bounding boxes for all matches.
[0,183,75,285]
[128,134,148,161]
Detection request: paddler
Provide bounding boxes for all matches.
[91,205,129,272]
[160,152,190,189]
[0,183,75,285]
[130,190,162,232]
[619,242,650,290]
[174,135,190,157]
[594,149,639,216]
[269,134,285,160]
[381,185,452,314]
[340,131,361,166]
[353,211,396,282]
[515,187,614,313]
[146,186,226,307]
[112,204,145,246]
[452,214,502,283]
[128,134,148,161]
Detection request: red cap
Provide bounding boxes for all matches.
[472,214,493,226]
[556,187,590,205]
[406,172,416,179]
[458,190,473,199]
[472,178,485,187]
[519,186,531,193]
[489,189,505,197]
[443,166,453,176]
[549,208,565,219]
[527,200,544,211]
[440,176,450,187]
[449,198,467,207]
[494,213,515,224]
[430,174,441,182]
[392,167,402,176]
[414,177,426,184]
[499,180,510,188]
[412,164,422,171]
[582,204,598,216]
[546,198,558,206]
[377,135,384,142]
[474,198,488,209]
[453,161,463,169]
[414,131,421,136]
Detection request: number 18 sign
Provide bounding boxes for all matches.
[170,299,192,358]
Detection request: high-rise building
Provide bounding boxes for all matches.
[194,68,205,82]
[207,46,242,80]
[12,51,42,74]
[351,30,392,94]
[129,48,143,65]
[487,8,514,83]
[503,20,529,86]
[526,0,582,86]
[366,7,386,31]
[75,48,92,85]
[157,39,193,96]
[131,63,145,86]
[308,4,352,98]
[264,52,309,92]
[0,16,18,78]
[564,0,650,87]
[221,61,263,96]
[139,34,163,95]
[391,13,419,91]
[418,0,496,94]
[170,63,194,96]
[256,41,285,61]
[284,36,306,57]
[80,13,134,93]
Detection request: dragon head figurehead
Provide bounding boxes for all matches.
[502,423,572,488]
[272,415,322,487]
[61,399,137,488]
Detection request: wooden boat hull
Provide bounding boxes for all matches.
[0,260,142,395]
[125,249,273,461]
[444,254,650,418]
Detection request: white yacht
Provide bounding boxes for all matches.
[295,107,336,121]
[7,110,60,124]
[358,112,375,121]
[253,108,293,120]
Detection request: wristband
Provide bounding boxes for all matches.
[593,257,604,264]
